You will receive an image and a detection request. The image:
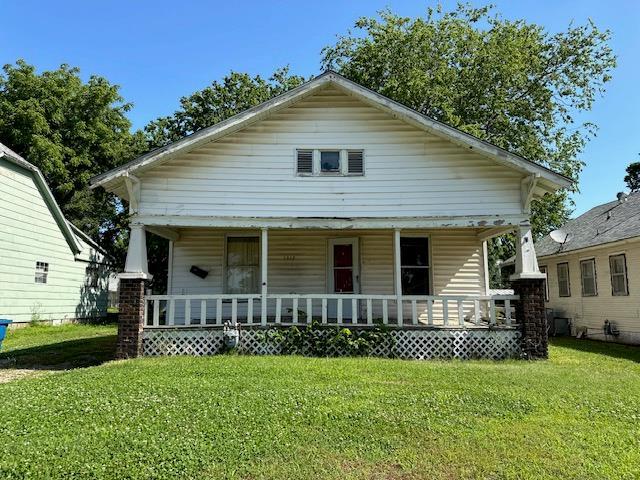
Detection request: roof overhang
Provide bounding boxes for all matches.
[90,71,573,195]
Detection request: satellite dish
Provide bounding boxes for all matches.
[550,229,570,244]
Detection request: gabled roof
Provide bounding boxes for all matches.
[534,192,640,258]
[90,70,572,194]
[0,142,102,256]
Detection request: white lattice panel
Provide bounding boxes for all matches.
[143,328,521,359]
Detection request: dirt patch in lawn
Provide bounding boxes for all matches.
[0,368,46,383]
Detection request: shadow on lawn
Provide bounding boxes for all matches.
[551,337,640,363]
[0,334,117,371]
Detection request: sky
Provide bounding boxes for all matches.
[1,0,639,216]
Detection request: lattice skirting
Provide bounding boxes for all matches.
[143,328,521,360]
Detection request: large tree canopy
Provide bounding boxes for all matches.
[322,4,615,236]
[0,60,146,261]
[322,4,615,285]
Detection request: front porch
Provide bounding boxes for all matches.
[117,219,546,360]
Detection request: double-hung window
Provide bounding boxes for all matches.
[226,237,259,294]
[557,262,570,297]
[400,237,430,294]
[580,259,597,296]
[35,261,49,284]
[609,254,629,296]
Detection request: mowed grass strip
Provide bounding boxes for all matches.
[0,326,638,479]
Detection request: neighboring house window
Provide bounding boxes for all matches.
[35,261,49,284]
[296,149,364,176]
[226,237,259,294]
[609,254,629,296]
[539,266,549,302]
[580,259,597,296]
[86,265,100,288]
[557,262,570,297]
[400,237,430,294]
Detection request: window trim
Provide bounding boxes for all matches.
[35,261,49,284]
[539,265,549,302]
[294,148,365,177]
[223,234,261,295]
[399,233,432,295]
[609,253,629,296]
[557,262,571,297]
[579,258,598,297]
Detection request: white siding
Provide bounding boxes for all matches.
[168,228,485,320]
[0,159,109,323]
[542,240,640,344]
[138,86,523,218]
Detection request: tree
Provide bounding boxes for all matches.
[0,60,147,263]
[624,156,640,192]
[322,4,616,285]
[145,68,306,146]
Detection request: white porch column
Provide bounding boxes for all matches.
[122,223,151,279]
[509,223,545,281]
[393,228,403,324]
[482,240,490,295]
[261,228,268,325]
[117,222,151,359]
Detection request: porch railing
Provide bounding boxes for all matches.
[144,294,519,328]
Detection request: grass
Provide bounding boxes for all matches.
[0,326,638,479]
[0,323,116,369]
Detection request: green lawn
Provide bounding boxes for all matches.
[0,325,639,479]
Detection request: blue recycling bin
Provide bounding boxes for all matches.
[0,319,12,349]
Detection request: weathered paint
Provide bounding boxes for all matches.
[127,86,531,219]
[166,227,486,321]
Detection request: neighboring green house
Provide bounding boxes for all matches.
[0,142,111,324]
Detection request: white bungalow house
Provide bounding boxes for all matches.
[0,143,111,324]
[90,71,571,359]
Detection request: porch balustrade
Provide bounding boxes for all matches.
[144,293,519,329]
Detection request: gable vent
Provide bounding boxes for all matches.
[296,149,313,174]
[348,150,364,175]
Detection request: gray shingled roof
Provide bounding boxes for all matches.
[535,192,640,258]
